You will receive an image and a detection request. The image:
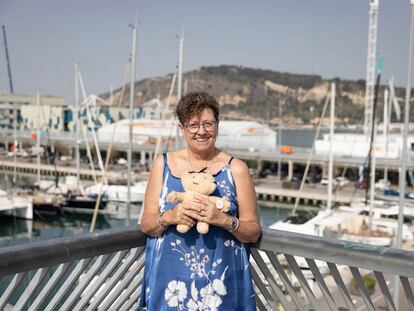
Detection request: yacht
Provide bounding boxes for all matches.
[85,181,147,203]
[0,189,33,220]
[270,206,413,247]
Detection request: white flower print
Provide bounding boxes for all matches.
[200,269,227,311]
[224,239,249,270]
[216,180,234,202]
[159,172,170,213]
[225,168,235,187]
[165,238,230,310]
[201,285,223,311]
[165,280,187,307]
[187,299,205,311]
[187,281,205,311]
[172,241,220,279]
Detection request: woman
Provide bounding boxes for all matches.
[139,91,261,310]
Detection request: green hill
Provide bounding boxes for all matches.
[101,65,406,127]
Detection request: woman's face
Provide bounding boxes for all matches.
[180,108,218,154]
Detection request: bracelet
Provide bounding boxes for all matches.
[157,211,168,229]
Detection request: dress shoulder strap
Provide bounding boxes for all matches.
[162,153,169,178]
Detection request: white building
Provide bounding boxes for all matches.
[314,133,414,159]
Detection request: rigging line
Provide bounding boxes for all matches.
[77,97,98,184]
[292,89,330,215]
[90,62,132,232]
[153,73,177,161]
[77,72,106,179]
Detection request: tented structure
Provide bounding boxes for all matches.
[98,119,276,152]
[217,121,276,152]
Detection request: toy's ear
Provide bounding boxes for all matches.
[204,174,216,194]
[181,171,192,191]
[208,180,216,194]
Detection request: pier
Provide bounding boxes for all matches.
[0,155,369,208]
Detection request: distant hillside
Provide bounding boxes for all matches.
[101,65,407,127]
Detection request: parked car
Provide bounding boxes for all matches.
[335,176,349,187]
[320,176,350,187]
[375,179,391,190]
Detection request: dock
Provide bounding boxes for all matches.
[255,177,365,207]
[0,155,370,208]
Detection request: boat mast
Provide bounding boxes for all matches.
[127,20,138,225]
[74,61,80,187]
[36,91,41,185]
[2,25,14,93]
[327,82,335,211]
[2,25,17,183]
[365,56,382,205]
[383,87,390,184]
[394,1,414,307]
[175,28,184,151]
[369,121,377,230]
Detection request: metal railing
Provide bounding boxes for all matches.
[0,227,413,310]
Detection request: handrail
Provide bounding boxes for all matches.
[1,226,413,279]
[0,226,145,278]
[0,227,413,310]
[257,228,414,277]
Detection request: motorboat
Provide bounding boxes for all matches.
[0,189,33,220]
[85,181,147,203]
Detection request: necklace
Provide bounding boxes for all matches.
[187,149,217,173]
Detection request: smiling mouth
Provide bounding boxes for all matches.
[192,182,199,185]
[195,136,209,142]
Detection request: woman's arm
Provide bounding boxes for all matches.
[225,158,261,243]
[140,154,167,237]
[140,154,204,237]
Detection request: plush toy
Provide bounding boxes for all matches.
[166,170,231,234]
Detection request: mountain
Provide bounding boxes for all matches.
[101,65,405,127]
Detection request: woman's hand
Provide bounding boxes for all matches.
[164,201,204,227]
[193,193,230,228]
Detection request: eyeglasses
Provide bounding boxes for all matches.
[183,120,218,134]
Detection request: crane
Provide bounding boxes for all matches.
[363,0,379,135]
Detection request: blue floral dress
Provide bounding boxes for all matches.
[139,154,256,311]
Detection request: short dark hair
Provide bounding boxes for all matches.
[176,91,220,124]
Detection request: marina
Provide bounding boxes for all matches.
[2,84,414,311]
[1,0,414,309]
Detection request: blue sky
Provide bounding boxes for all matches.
[0,0,412,103]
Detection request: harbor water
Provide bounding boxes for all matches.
[0,168,306,247]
